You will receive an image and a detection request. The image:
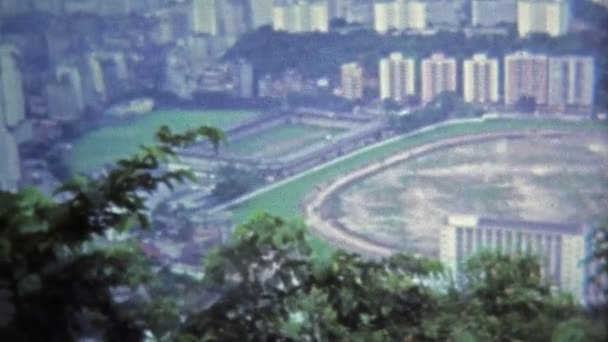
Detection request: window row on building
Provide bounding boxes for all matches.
[439,215,604,305]
[373,0,570,37]
[340,51,595,111]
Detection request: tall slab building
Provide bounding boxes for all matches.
[0,44,25,128]
[0,125,21,192]
[472,0,517,27]
[374,0,426,34]
[463,54,500,104]
[421,53,457,104]
[192,0,220,35]
[273,0,329,33]
[440,215,594,303]
[548,56,595,110]
[248,0,274,28]
[504,51,548,106]
[517,0,569,37]
[379,53,416,102]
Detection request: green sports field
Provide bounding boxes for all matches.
[67,110,258,173]
[229,118,608,258]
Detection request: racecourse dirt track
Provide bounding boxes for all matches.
[301,130,608,258]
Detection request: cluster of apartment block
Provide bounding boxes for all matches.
[374,0,570,37]
[340,51,595,112]
[272,0,330,33]
[440,215,606,305]
[0,44,26,192]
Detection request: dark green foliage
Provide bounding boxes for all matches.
[1,122,606,341]
[391,91,483,133]
[0,125,223,341]
[179,214,444,341]
[515,95,537,113]
[211,166,264,202]
[178,215,608,341]
[225,26,598,80]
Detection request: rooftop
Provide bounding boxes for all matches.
[447,215,586,235]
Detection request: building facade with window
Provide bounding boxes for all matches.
[440,215,600,304]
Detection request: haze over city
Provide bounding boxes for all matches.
[0,0,607,340]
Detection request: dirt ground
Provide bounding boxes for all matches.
[327,134,608,257]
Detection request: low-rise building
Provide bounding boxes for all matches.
[440,215,599,304]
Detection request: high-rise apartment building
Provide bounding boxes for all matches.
[374,0,426,34]
[273,0,329,33]
[248,0,274,28]
[440,215,592,302]
[373,1,393,33]
[220,0,249,39]
[192,0,220,35]
[517,0,569,37]
[0,125,21,192]
[463,54,500,103]
[421,53,457,104]
[504,51,548,106]
[424,0,464,27]
[340,62,364,100]
[56,65,85,112]
[379,53,416,102]
[310,1,330,31]
[0,44,25,129]
[345,0,374,25]
[548,56,595,110]
[471,0,517,27]
[233,60,254,98]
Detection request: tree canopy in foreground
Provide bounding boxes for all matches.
[0,126,606,341]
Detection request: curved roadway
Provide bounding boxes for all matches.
[302,130,569,259]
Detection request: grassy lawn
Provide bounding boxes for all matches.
[231,118,607,257]
[68,110,258,173]
[224,124,343,158]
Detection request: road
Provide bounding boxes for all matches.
[301,129,569,258]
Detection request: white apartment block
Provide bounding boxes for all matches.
[374,0,426,34]
[517,0,569,37]
[379,53,416,102]
[548,56,595,109]
[249,0,274,28]
[504,51,548,106]
[341,62,364,100]
[421,53,457,104]
[192,0,219,35]
[0,44,25,128]
[463,54,500,103]
[440,215,592,303]
[472,0,517,27]
[273,1,329,33]
[0,126,21,192]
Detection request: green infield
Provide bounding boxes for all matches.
[230,118,608,257]
[68,110,258,173]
